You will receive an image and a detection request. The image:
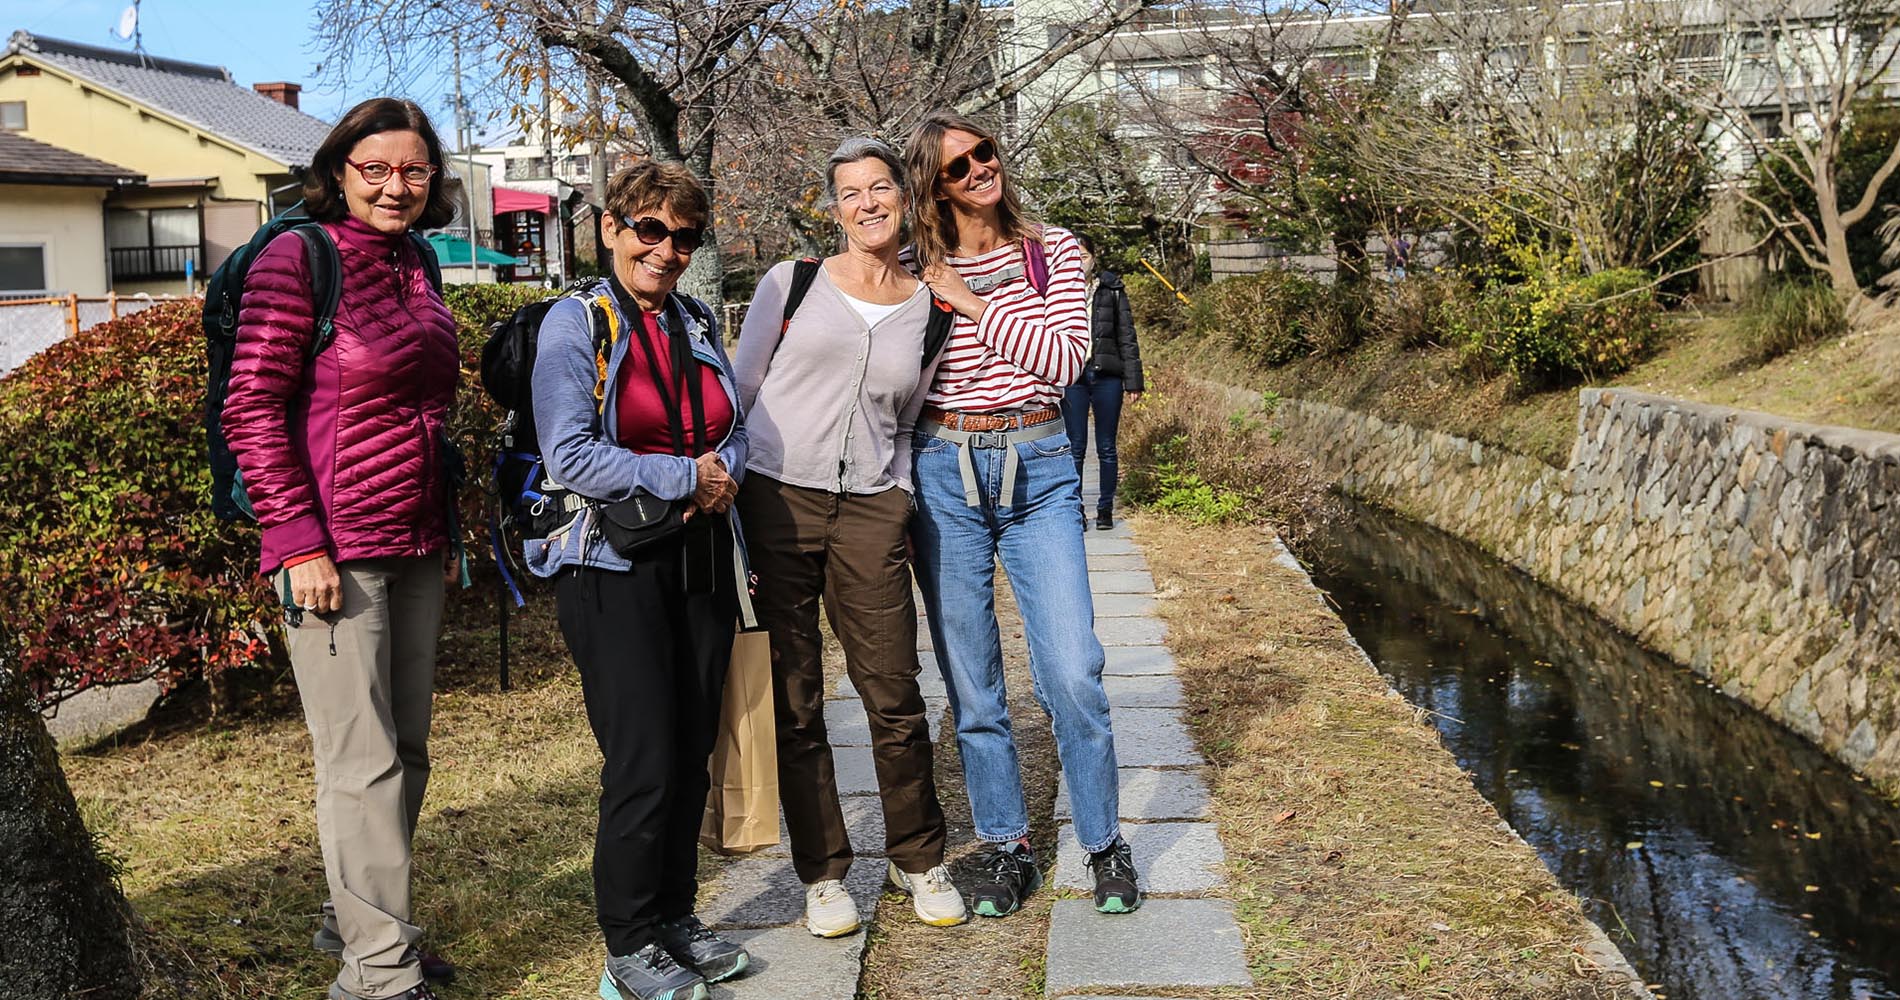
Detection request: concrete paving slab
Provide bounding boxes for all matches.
[823,700,872,747]
[1056,767,1210,822]
[1095,616,1167,647]
[1092,593,1159,618]
[1102,645,1176,676]
[46,679,161,749]
[710,926,864,999]
[702,856,887,930]
[1086,552,1150,573]
[1110,707,1203,766]
[1083,536,1139,556]
[1054,821,1226,893]
[1089,570,1156,593]
[1043,898,1251,995]
[833,746,880,796]
[1103,674,1184,708]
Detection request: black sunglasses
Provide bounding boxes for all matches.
[941,138,998,182]
[621,214,706,253]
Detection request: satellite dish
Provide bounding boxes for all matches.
[114,4,138,41]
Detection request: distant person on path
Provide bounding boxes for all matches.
[733,137,967,939]
[223,98,461,1000]
[902,109,1141,920]
[527,161,750,1000]
[1059,232,1144,531]
[1385,232,1412,282]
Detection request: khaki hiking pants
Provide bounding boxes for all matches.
[285,555,443,999]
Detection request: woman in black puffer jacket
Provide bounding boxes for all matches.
[1059,232,1144,530]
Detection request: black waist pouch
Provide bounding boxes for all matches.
[597,490,686,556]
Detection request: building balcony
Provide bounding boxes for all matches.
[110,244,198,280]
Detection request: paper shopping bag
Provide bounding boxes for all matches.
[700,627,780,855]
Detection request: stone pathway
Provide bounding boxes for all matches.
[695,462,1252,998]
[1040,505,1254,998]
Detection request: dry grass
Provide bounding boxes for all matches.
[65,595,742,999]
[1148,310,1900,468]
[1134,513,1642,999]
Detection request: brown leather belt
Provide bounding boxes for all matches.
[920,405,1062,432]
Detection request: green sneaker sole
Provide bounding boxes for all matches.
[974,898,1017,918]
[1095,895,1141,914]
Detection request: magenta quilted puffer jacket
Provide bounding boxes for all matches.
[222,214,460,575]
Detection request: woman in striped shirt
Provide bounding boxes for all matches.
[902,109,1141,919]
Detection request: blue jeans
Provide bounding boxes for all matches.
[1061,370,1124,515]
[910,426,1121,854]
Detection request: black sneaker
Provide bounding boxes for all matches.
[328,983,439,1000]
[313,927,455,983]
[1088,837,1141,913]
[600,942,707,1000]
[656,914,749,983]
[1096,509,1114,530]
[971,842,1042,918]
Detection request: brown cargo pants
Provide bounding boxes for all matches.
[737,475,947,883]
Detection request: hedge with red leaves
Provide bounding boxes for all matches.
[1,285,544,707]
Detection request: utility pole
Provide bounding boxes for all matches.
[454,31,477,277]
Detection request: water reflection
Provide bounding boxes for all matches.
[1303,502,1900,1000]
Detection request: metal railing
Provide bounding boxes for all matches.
[109,245,199,280]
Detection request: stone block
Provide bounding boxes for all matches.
[1085,537,1140,556]
[1043,899,1251,995]
[1111,707,1203,766]
[1096,616,1167,646]
[833,746,881,796]
[1090,570,1155,593]
[701,856,886,929]
[1056,767,1210,821]
[1103,674,1184,708]
[824,699,873,747]
[711,926,865,999]
[1103,645,1175,675]
[1093,594,1159,618]
[1087,553,1151,572]
[1055,820,1225,893]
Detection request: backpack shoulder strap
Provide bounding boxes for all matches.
[291,224,343,358]
[1022,230,1049,297]
[408,231,444,294]
[782,257,822,333]
[921,295,955,370]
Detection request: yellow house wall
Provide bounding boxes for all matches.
[0,184,110,295]
[0,58,290,203]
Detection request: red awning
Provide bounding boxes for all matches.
[494,187,553,215]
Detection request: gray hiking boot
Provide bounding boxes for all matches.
[312,926,455,982]
[327,982,438,1000]
[599,942,708,1000]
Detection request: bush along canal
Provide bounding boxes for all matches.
[1302,500,1900,1000]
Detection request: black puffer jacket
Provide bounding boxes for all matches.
[1086,270,1143,391]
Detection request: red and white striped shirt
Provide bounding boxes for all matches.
[911,226,1090,412]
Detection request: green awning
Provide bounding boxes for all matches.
[427,233,523,267]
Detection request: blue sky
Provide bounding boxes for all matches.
[14,0,484,128]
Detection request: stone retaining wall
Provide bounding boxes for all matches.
[1271,389,1900,790]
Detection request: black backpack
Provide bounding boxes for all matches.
[203,201,441,520]
[774,257,956,366]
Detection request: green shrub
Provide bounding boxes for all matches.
[1123,272,1188,337]
[1737,279,1849,363]
[1192,270,1327,366]
[1375,271,1472,349]
[1442,267,1661,390]
[1,283,546,707]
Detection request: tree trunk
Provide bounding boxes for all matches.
[0,659,143,999]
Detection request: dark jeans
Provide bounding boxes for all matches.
[1061,369,1125,514]
[555,535,736,957]
[737,475,946,883]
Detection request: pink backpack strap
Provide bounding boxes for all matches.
[1023,231,1049,296]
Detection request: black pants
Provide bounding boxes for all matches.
[556,535,736,956]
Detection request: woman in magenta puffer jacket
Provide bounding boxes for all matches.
[222,97,460,1000]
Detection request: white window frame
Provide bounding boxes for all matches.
[0,243,50,294]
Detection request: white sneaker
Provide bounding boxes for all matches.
[803,879,861,938]
[887,861,969,927]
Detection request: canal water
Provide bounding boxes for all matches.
[1301,501,1900,1000]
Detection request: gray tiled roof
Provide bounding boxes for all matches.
[5,31,332,168]
[0,129,143,184]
